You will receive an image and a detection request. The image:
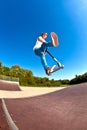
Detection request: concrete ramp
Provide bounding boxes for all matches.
[3,83,87,130]
[0,80,21,91]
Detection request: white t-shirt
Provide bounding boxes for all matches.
[33,36,46,50]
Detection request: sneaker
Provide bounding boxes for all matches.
[46,65,56,75]
[51,32,58,47]
[46,68,50,76]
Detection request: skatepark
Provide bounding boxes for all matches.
[0,79,87,130]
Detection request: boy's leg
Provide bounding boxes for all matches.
[41,35,58,53]
[34,48,49,70]
[40,32,58,52]
[40,42,52,52]
[40,54,48,70]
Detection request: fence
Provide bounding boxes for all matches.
[0,75,19,82]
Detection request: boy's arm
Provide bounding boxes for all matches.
[38,36,45,43]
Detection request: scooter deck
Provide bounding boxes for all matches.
[50,66,64,74]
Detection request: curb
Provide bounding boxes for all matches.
[2,99,19,130]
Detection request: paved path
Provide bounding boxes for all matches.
[4,83,87,130]
[0,87,65,98]
[0,100,11,130]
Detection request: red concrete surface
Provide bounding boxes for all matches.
[0,80,21,91]
[0,100,11,130]
[4,83,87,130]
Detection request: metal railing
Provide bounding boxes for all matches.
[0,75,19,82]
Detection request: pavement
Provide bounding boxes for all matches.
[0,80,87,130]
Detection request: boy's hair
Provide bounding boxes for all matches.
[41,32,48,36]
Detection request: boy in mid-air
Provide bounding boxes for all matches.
[33,32,63,75]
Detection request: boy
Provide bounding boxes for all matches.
[33,32,62,75]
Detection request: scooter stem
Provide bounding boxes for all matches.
[46,50,59,65]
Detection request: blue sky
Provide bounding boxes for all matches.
[0,0,87,80]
